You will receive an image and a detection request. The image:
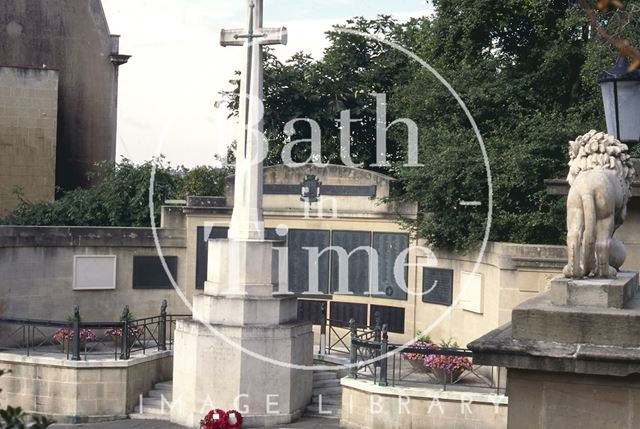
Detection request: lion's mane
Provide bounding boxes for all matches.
[567,130,635,198]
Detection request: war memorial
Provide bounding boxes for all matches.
[1,1,640,428]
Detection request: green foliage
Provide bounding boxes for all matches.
[416,331,432,343]
[438,338,460,349]
[181,166,226,198]
[0,406,54,429]
[219,15,412,168]
[2,158,226,227]
[389,0,638,251]
[219,2,640,251]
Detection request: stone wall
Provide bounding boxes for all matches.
[340,378,508,429]
[179,209,566,348]
[0,351,172,423]
[414,242,564,347]
[507,368,640,428]
[0,67,58,216]
[0,226,189,322]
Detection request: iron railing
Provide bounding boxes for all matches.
[311,303,385,355]
[347,319,506,395]
[0,300,190,361]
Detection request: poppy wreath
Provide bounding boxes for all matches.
[199,409,243,429]
[199,409,228,429]
[226,410,243,429]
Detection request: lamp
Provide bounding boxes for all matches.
[598,57,640,145]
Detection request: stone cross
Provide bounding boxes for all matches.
[220,0,287,240]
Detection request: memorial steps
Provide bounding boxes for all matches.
[130,373,344,422]
[305,370,343,418]
[131,380,173,421]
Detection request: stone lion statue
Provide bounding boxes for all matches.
[563,130,635,278]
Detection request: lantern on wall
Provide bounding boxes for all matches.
[599,57,640,146]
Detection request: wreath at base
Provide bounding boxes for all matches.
[199,409,243,429]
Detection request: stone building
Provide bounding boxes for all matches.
[0,0,128,214]
[0,67,58,216]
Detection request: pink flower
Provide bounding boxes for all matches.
[402,340,434,362]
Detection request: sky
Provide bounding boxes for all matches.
[101,0,433,167]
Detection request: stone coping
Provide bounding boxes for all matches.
[0,226,186,248]
[468,324,640,377]
[340,377,508,405]
[424,242,566,271]
[0,350,172,368]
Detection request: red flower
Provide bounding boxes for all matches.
[200,409,228,429]
[226,410,243,429]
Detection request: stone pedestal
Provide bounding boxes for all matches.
[469,271,640,429]
[171,239,313,428]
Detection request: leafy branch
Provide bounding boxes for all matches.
[581,0,640,69]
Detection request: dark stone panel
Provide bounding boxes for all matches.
[322,185,376,198]
[264,184,301,195]
[372,233,409,300]
[133,256,178,290]
[330,302,368,328]
[422,268,454,306]
[288,229,330,294]
[265,227,287,245]
[297,299,327,324]
[370,305,405,334]
[263,184,376,198]
[330,231,371,295]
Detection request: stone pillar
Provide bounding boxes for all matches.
[171,239,313,427]
[469,271,640,429]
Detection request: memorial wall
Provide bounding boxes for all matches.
[0,227,189,322]
[0,165,565,345]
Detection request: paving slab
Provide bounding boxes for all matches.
[51,416,340,429]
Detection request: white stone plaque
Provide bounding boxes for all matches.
[73,255,117,290]
[460,271,483,314]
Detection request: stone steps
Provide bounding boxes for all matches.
[313,372,338,381]
[130,380,173,421]
[148,389,173,401]
[312,385,342,396]
[306,370,342,419]
[312,395,341,405]
[305,403,341,418]
[313,378,341,388]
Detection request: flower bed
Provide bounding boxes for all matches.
[53,328,97,352]
[423,339,472,384]
[402,337,473,382]
[424,354,472,383]
[402,341,434,373]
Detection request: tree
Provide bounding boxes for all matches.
[181,166,226,198]
[219,16,413,168]
[2,158,226,227]
[220,2,640,251]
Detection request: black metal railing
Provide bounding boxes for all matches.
[0,300,190,361]
[347,319,505,395]
[312,303,385,355]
